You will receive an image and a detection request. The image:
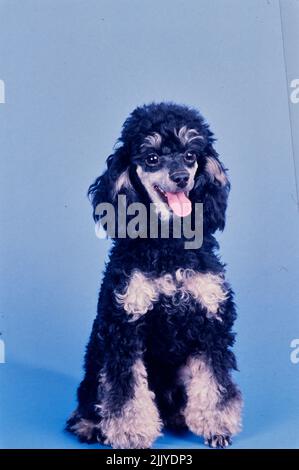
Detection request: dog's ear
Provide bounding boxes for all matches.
[88,146,136,222]
[193,144,230,234]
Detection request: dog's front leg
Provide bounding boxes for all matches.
[94,273,162,449]
[179,352,242,448]
[98,346,162,449]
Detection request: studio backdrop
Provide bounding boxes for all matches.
[0,0,299,449]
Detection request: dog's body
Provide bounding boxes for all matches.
[67,103,242,449]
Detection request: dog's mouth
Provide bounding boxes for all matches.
[153,185,192,217]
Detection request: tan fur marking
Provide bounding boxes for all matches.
[179,356,242,439]
[176,269,227,319]
[98,359,162,449]
[206,156,228,186]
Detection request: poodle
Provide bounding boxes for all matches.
[66,102,242,449]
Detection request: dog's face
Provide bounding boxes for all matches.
[133,127,201,218]
[89,103,230,234]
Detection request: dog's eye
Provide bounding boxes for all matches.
[184,151,197,163]
[145,153,160,166]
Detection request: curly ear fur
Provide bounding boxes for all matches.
[88,147,136,221]
[192,144,230,234]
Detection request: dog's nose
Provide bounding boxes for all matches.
[169,170,189,188]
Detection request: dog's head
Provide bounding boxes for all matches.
[89,102,230,235]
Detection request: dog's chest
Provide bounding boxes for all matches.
[114,268,227,323]
[144,287,218,363]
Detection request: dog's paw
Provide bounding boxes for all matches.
[101,410,162,449]
[66,410,103,444]
[105,432,156,450]
[205,434,232,449]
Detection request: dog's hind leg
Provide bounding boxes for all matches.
[179,354,242,448]
[66,318,106,443]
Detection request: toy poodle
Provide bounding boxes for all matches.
[66,102,242,449]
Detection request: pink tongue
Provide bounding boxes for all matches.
[165,191,192,217]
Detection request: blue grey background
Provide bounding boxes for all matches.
[0,0,299,448]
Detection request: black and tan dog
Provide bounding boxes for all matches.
[67,102,242,449]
